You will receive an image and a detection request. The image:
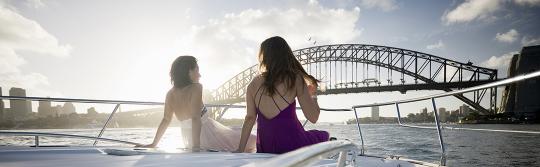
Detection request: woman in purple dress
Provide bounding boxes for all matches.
[235,36,329,154]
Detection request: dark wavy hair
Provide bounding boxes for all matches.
[258,36,319,96]
[170,56,198,89]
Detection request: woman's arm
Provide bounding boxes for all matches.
[235,80,258,153]
[190,84,203,151]
[139,91,174,147]
[296,75,320,123]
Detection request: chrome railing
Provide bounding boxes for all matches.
[0,95,245,146]
[0,131,141,146]
[0,94,346,147]
[242,140,357,167]
[1,70,539,166]
[350,70,540,166]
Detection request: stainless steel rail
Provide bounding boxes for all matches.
[0,96,248,108]
[0,96,248,146]
[242,140,357,167]
[0,96,164,105]
[94,104,120,146]
[0,95,351,148]
[0,131,141,146]
[1,70,539,166]
[350,70,540,166]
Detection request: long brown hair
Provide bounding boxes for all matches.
[170,56,198,89]
[258,36,319,95]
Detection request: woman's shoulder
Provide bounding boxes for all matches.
[248,75,263,86]
[166,88,174,96]
[245,75,262,93]
[188,83,203,89]
[253,74,263,80]
[169,84,202,94]
[183,83,203,93]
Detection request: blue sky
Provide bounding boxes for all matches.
[1,0,539,121]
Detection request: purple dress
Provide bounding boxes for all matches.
[255,87,329,154]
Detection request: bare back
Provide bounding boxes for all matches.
[165,83,203,121]
[248,75,320,122]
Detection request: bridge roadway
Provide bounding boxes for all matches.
[323,80,501,95]
[211,80,500,105]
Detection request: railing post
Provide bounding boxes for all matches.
[349,149,357,166]
[216,104,232,121]
[35,136,39,147]
[395,103,402,125]
[431,98,446,166]
[302,120,309,127]
[352,108,365,155]
[336,151,347,167]
[94,104,121,146]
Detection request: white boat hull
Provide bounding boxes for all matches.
[0,146,438,167]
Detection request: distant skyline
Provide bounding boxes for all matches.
[1,0,539,121]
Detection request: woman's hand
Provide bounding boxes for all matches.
[135,143,157,148]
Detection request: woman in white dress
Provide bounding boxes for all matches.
[138,56,256,152]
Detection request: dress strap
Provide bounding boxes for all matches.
[275,89,290,104]
[271,88,292,111]
[271,96,282,111]
[255,85,264,108]
[255,85,291,111]
[201,105,208,117]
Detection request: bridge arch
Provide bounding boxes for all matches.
[210,44,497,114]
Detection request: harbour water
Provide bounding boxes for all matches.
[1,124,540,166]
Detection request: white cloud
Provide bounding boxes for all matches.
[185,8,191,19]
[442,0,502,25]
[173,1,362,88]
[426,40,445,50]
[0,46,25,74]
[389,36,408,43]
[360,0,398,12]
[0,6,71,57]
[495,29,519,43]
[24,0,45,9]
[480,51,518,77]
[521,36,540,46]
[442,0,540,25]
[514,0,540,6]
[0,5,70,96]
[0,72,49,90]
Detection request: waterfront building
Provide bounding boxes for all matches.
[438,107,447,122]
[2,108,13,120]
[9,87,31,120]
[61,102,76,115]
[52,105,62,116]
[87,107,98,118]
[501,45,540,120]
[371,106,380,121]
[38,100,54,117]
[459,105,470,116]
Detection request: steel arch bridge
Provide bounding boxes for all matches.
[210,44,498,116]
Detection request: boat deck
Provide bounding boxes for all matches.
[0,146,437,167]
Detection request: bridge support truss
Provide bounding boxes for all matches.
[211,44,498,117]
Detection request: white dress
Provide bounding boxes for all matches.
[179,110,257,153]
